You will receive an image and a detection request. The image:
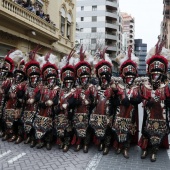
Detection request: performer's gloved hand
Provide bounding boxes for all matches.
[112,96,120,106]
[55,107,62,115]
[16,90,25,99]
[75,99,82,106]
[121,97,130,107]
[38,102,46,109]
[146,98,154,107]
[165,97,170,108]
[130,93,142,105]
[67,96,77,108]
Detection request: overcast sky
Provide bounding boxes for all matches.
[119,0,163,51]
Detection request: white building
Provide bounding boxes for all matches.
[76,0,121,61]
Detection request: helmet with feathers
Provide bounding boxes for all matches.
[60,48,76,82]
[95,48,112,79]
[116,46,139,78]
[41,50,59,81]
[75,45,91,78]
[25,46,41,78]
[146,36,169,75]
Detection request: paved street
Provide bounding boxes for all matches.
[0,104,170,170]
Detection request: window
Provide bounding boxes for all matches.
[81,17,84,21]
[92,16,97,22]
[80,39,83,44]
[92,5,97,11]
[91,27,97,32]
[91,39,96,44]
[60,8,66,36]
[61,16,65,36]
[80,28,84,32]
[67,14,72,40]
[81,6,84,11]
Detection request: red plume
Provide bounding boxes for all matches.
[45,49,53,62]
[100,47,108,60]
[128,45,132,60]
[29,45,42,60]
[80,45,86,61]
[155,36,165,55]
[67,47,76,65]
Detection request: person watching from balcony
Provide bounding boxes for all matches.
[45,14,50,23]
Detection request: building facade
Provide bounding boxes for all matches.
[76,0,120,60]
[162,0,170,49]
[134,39,147,76]
[121,12,135,52]
[0,0,76,59]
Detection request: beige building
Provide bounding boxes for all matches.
[0,0,76,59]
[162,0,170,49]
[121,12,135,52]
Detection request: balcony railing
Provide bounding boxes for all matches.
[0,0,56,34]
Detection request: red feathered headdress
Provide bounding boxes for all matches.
[75,45,91,78]
[95,48,112,78]
[119,46,138,77]
[146,37,168,74]
[61,48,76,82]
[42,50,58,80]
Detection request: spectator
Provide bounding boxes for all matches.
[39,9,45,19]
[35,4,40,16]
[45,14,50,23]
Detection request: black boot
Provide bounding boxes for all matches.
[103,147,109,155]
[83,145,88,153]
[24,136,31,144]
[46,142,52,150]
[30,140,36,148]
[37,140,44,149]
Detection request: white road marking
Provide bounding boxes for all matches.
[0,150,12,159]
[8,153,26,164]
[86,153,103,170]
[167,150,170,160]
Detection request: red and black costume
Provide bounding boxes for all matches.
[139,38,170,162]
[33,53,60,150]
[22,48,42,148]
[113,47,142,159]
[71,46,97,153]
[54,49,76,152]
[0,51,15,138]
[3,59,27,144]
[89,48,115,155]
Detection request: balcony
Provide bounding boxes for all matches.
[0,0,58,44]
[106,0,118,10]
[105,11,118,20]
[105,23,118,30]
[105,34,117,40]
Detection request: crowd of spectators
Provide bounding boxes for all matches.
[13,0,53,24]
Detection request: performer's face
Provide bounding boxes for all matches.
[151,73,162,83]
[101,77,109,89]
[80,77,89,86]
[125,76,135,86]
[65,81,73,89]
[47,77,56,88]
[29,75,39,87]
[15,73,24,83]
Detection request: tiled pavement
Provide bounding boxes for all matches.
[0,140,170,170]
[0,104,170,170]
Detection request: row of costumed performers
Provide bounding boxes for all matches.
[0,36,170,162]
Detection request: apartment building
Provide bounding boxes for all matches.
[0,0,76,59]
[76,0,120,60]
[162,0,170,49]
[121,12,135,52]
[134,39,147,76]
